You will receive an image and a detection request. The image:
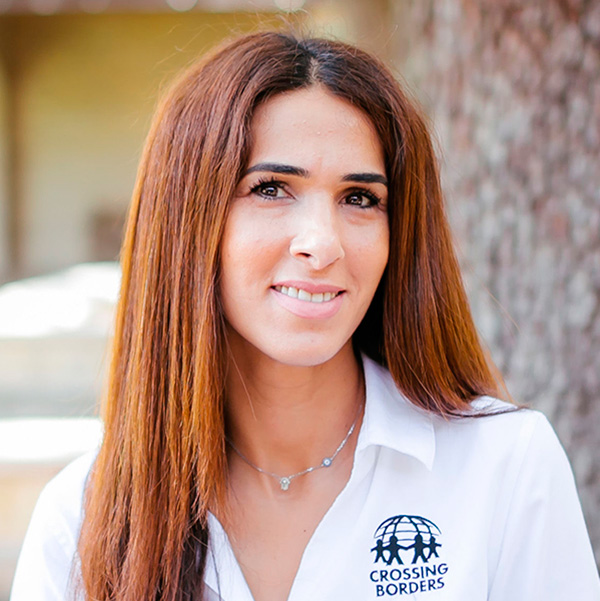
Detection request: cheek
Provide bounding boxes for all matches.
[222,207,287,257]
[352,222,389,286]
[222,221,258,263]
[220,211,288,299]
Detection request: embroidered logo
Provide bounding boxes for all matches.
[369,515,448,596]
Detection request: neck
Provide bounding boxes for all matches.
[224,338,364,488]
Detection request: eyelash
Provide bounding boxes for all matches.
[250,177,286,199]
[249,177,383,209]
[345,188,383,209]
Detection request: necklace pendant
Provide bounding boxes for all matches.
[322,457,332,467]
[280,477,291,491]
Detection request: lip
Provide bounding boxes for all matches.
[271,286,345,319]
[272,280,345,295]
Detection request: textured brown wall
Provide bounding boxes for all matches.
[380,0,600,560]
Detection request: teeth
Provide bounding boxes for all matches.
[274,286,339,303]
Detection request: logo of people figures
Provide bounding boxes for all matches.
[371,515,442,566]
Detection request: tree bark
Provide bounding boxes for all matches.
[381,0,600,561]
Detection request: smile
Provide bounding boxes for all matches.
[273,286,341,303]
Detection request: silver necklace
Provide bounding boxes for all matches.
[227,403,363,492]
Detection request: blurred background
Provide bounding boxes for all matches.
[0,0,598,596]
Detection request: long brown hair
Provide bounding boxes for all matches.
[78,31,501,600]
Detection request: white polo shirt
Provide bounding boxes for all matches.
[11,357,600,601]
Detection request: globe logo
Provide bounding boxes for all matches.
[371,515,442,566]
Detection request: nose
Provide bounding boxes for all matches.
[288,200,345,270]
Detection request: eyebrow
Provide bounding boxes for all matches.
[342,173,388,186]
[245,163,308,177]
[244,162,388,187]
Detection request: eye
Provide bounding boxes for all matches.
[250,178,286,199]
[344,189,382,208]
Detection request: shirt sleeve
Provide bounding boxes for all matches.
[10,454,92,601]
[488,412,600,601]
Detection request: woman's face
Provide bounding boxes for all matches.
[220,86,389,367]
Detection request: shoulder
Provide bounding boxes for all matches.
[10,451,96,601]
[363,355,559,470]
[457,404,600,598]
[428,397,589,546]
[361,357,566,475]
[434,397,561,464]
[35,449,97,532]
[428,396,571,489]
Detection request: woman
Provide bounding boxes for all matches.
[11,32,599,601]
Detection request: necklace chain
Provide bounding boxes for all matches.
[226,402,363,492]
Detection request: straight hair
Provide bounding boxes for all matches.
[78,31,502,600]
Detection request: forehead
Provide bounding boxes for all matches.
[248,86,384,173]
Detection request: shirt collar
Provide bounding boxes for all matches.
[357,355,436,470]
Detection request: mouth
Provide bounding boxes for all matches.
[272,285,343,304]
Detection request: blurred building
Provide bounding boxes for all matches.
[0,0,314,283]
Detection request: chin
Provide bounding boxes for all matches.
[225,321,357,369]
[260,338,354,369]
